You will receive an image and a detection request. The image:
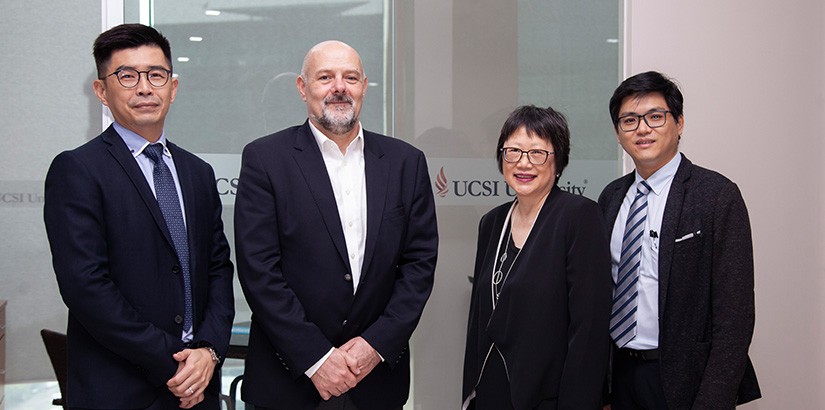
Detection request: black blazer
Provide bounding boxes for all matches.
[234,122,438,409]
[463,187,612,409]
[43,125,235,409]
[598,154,761,408]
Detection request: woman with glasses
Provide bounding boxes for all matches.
[462,105,612,409]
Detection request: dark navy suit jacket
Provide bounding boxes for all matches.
[598,154,761,408]
[44,125,235,409]
[234,122,438,410]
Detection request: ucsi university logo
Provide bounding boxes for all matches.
[433,166,589,201]
[435,168,450,197]
[434,167,515,198]
[198,154,603,207]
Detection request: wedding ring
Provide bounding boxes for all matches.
[187,386,195,394]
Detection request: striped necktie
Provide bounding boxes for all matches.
[143,143,193,337]
[610,180,651,347]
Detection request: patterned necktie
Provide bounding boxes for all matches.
[143,144,193,336]
[610,180,652,347]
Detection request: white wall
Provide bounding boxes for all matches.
[625,1,825,407]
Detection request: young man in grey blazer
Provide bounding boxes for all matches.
[598,71,760,409]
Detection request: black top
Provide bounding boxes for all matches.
[463,186,613,409]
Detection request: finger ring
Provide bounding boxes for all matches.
[187,387,194,394]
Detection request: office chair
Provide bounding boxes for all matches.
[40,329,68,409]
[39,328,236,409]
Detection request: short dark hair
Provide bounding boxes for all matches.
[496,105,571,180]
[93,24,173,78]
[609,71,684,130]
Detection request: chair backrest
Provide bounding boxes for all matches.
[40,329,68,409]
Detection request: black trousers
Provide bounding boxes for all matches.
[254,394,402,410]
[69,390,219,410]
[611,351,668,410]
[316,395,361,410]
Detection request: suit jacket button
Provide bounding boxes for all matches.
[344,274,352,282]
[174,315,183,324]
[342,320,348,327]
[172,265,181,274]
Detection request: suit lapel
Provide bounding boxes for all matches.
[102,126,176,250]
[657,153,692,315]
[361,131,388,280]
[291,123,351,271]
[606,173,635,226]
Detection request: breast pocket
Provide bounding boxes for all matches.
[382,205,407,225]
[377,206,407,258]
[672,226,706,276]
[674,229,702,244]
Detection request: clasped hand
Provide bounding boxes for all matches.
[310,337,381,400]
[166,347,217,408]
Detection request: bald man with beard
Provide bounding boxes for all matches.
[234,41,439,410]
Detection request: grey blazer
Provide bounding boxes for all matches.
[598,154,761,409]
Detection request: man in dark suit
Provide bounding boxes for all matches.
[234,40,438,410]
[44,24,234,409]
[598,71,760,409]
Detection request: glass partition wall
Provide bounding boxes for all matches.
[118,1,620,407]
[394,2,620,407]
[0,0,617,407]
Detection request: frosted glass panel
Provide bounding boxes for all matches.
[127,0,390,153]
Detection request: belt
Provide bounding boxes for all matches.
[618,348,659,361]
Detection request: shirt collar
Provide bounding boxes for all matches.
[634,152,681,196]
[113,121,170,159]
[308,120,364,154]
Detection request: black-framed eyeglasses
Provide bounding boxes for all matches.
[103,68,173,88]
[500,147,554,165]
[617,110,672,132]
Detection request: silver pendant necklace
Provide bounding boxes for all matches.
[490,198,544,309]
[492,232,521,302]
[492,250,506,285]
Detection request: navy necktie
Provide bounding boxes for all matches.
[143,143,193,336]
[610,180,651,347]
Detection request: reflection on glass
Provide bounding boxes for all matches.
[128,0,390,154]
[122,2,620,409]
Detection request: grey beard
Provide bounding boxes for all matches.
[316,112,357,135]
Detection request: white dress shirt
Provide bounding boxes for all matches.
[610,153,681,350]
[305,120,368,377]
[309,121,368,292]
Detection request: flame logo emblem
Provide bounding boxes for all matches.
[435,167,449,197]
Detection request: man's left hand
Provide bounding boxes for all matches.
[178,391,205,409]
[340,336,381,382]
[167,348,217,405]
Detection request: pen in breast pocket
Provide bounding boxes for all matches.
[675,230,702,243]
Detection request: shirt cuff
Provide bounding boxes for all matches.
[305,347,335,378]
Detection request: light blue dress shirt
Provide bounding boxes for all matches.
[114,121,191,341]
[610,153,681,350]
